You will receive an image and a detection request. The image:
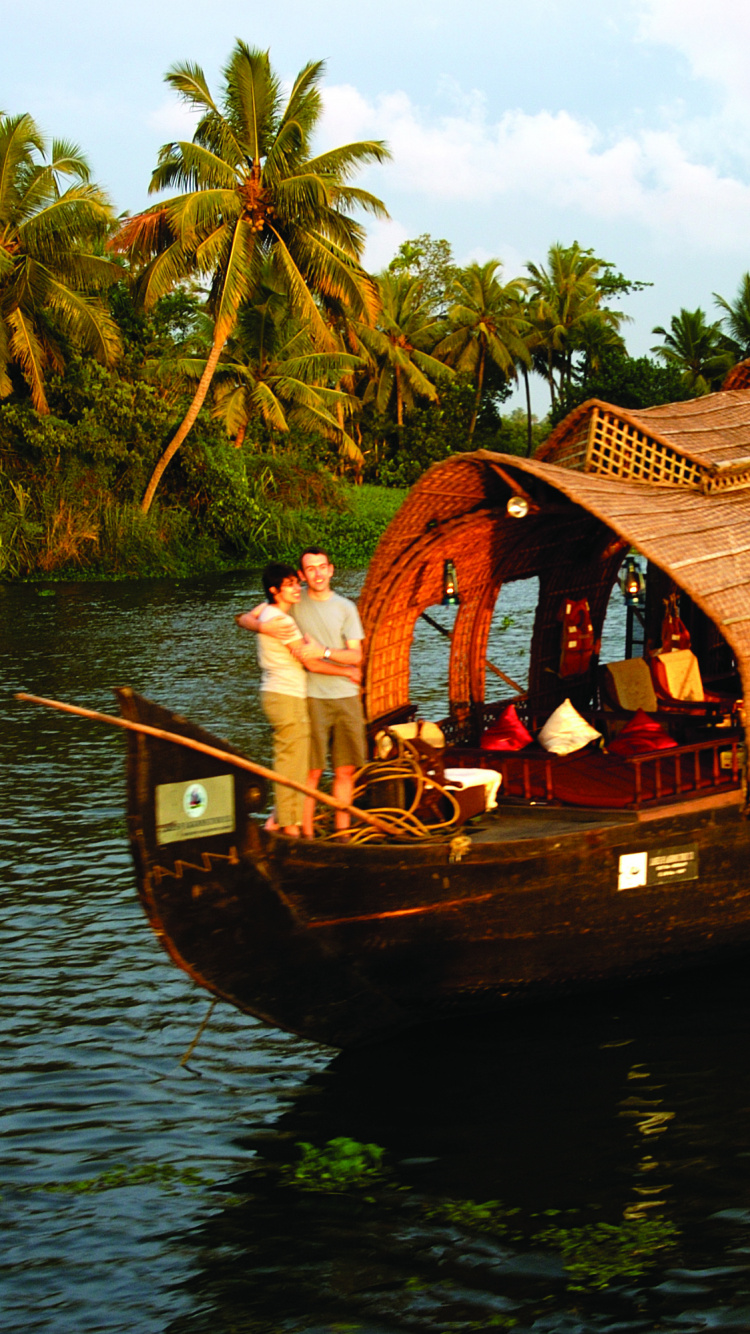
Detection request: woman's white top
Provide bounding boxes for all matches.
[256,605,307,698]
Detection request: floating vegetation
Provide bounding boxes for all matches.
[29,1162,209,1195]
[283,1137,390,1193]
[443,1318,517,1331]
[417,1194,679,1293]
[532,1215,680,1290]
[423,1197,522,1239]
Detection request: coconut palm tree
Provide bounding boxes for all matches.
[436,260,530,438]
[651,308,734,395]
[112,43,390,512]
[355,271,451,428]
[526,242,626,409]
[0,112,121,412]
[715,275,750,360]
[203,274,365,464]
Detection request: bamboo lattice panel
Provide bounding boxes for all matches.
[587,407,704,488]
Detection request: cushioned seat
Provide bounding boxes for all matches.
[601,658,658,713]
[651,649,706,704]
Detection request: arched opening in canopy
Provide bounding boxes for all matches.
[359,448,747,743]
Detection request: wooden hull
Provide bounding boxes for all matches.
[119,690,750,1049]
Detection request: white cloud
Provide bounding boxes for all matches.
[321,81,750,254]
[362,217,410,272]
[636,1,750,112]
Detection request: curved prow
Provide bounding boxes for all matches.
[116,689,407,1047]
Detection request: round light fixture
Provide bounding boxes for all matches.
[507,495,529,519]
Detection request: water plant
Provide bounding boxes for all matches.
[29,1161,208,1194]
[532,1214,679,1290]
[284,1137,388,1193]
[423,1197,522,1239]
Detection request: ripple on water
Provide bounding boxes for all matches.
[4,573,750,1333]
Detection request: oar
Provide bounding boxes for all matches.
[14,692,400,839]
[419,612,527,697]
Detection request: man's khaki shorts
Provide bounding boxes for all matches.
[307,695,367,771]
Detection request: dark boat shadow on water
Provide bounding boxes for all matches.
[166,963,750,1334]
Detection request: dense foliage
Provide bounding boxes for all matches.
[2,54,749,579]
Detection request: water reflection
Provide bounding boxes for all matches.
[1,573,750,1334]
[164,972,750,1333]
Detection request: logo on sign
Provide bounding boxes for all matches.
[183,783,208,819]
[618,851,648,891]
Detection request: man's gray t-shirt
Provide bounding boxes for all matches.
[294,590,364,699]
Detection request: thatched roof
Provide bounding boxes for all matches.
[723,360,750,392]
[360,406,750,723]
[537,389,750,491]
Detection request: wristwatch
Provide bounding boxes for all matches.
[323,647,331,661]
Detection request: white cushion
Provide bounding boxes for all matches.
[443,767,503,811]
[374,720,445,759]
[538,699,602,756]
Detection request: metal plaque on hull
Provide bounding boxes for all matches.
[155,775,235,845]
[618,844,699,891]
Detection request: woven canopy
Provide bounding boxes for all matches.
[360,393,750,725]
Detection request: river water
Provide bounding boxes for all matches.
[3,572,750,1333]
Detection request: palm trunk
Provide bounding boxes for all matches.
[141,327,229,514]
[523,364,533,456]
[232,423,247,450]
[546,356,557,411]
[468,345,486,438]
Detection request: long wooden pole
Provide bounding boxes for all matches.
[14,693,400,838]
[419,612,527,697]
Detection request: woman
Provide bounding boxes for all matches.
[237,562,309,837]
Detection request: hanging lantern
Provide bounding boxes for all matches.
[441,560,460,607]
[621,556,645,607]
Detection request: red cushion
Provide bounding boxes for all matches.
[480,703,534,752]
[608,709,678,758]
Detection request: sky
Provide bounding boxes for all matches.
[5,0,750,409]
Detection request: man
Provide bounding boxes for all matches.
[239,547,367,837]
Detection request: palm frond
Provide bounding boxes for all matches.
[169,187,240,246]
[212,217,257,340]
[302,140,391,180]
[136,239,194,308]
[268,229,335,348]
[19,188,114,258]
[42,271,122,363]
[212,380,256,436]
[7,307,49,410]
[262,118,307,184]
[250,378,289,431]
[327,184,390,218]
[281,350,362,383]
[108,205,175,260]
[271,171,331,216]
[278,60,325,145]
[150,140,239,194]
[286,229,378,319]
[224,44,280,162]
[164,61,219,115]
[0,113,43,221]
[48,139,92,182]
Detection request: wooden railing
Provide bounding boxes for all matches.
[494,735,743,809]
[626,736,742,807]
